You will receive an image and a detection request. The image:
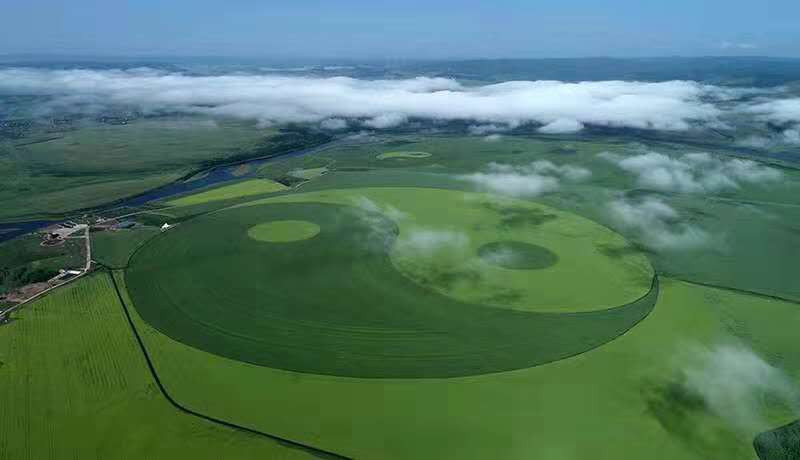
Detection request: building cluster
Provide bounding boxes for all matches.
[41,221,84,246]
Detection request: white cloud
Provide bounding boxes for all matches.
[320,118,347,130]
[483,133,503,142]
[396,228,469,254]
[744,98,800,137]
[735,135,772,149]
[480,245,518,266]
[463,171,558,196]
[538,118,584,133]
[363,112,407,129]
[527,160,592,181]
[600,150,782,193]
[0,68,726,131]
[352,196,407,250]
[784,128,800,144]
[468,123,509,135]
[461,160,590,197]
[608,197,710,250]
[353,196,408,222]
[682,343,800,433]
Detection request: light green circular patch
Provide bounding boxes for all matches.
[239,187,654,313]
[247,220,320,243]
[478,241,559,270]
[376,151,432,160]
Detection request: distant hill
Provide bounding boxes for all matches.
[2,56,800,87]
[401,57,800,86]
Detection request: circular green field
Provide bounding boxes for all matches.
[376,151,432,160]
[478,241,558,270]
[127,187,656,378]
[247,220,320,242]
[254,188,653,313]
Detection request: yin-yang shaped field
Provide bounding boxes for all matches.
[126,187,656,378]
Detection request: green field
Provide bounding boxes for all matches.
[376,151,432,160]
[0,273,316,459]
[289,167,329,180]
[118,272,799,459]
[126,187,655,378]
[92,226,161,268]
[166,178,288,207]
[289,135,800,301]
[0,117,275,221]
[4,131,800,459]
[244,187,654,312]
[248,220,321,242]
[478,240,558,269]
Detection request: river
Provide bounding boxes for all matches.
[0,140,338,244]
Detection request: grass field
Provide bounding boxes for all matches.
[165,178,288,207]
[289,167,329,180]
[313,135,799,302]
[248,220,321,242]
[92,226,161,268]
[119,272,800,459]
[0,117,279,221]
[478,241,558,269]
[376,151,432,160]
[126,187,655,378]
[4,130,800,459]
[242,187,654,312]
[0,273,316,459]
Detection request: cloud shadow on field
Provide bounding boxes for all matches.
[641,377,731,459]
[479,201,559,229]
[642,343,800,458]
[425,266,482,291]
[595,242,650,259]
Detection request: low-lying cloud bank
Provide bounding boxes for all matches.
[742,97,800,144]
[461,160,590,197]
[746,98,800,125]
[608,197,710,250]
[682,343,800,433]
[600,150,782,194]
[0,68,729,131]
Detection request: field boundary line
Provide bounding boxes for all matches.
[103,267,352,460]
[671,277,800,305]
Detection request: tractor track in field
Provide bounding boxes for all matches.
[102,266,352,460]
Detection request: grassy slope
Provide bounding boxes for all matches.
[0,273,315,459]
[165,178,288,207]
[119,274,800,460]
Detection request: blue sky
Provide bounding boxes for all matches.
[2,0,799,59]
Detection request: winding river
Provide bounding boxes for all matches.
[0,140,339,244]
